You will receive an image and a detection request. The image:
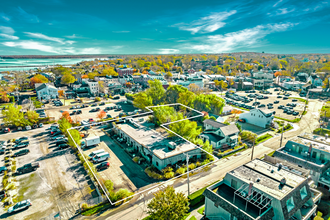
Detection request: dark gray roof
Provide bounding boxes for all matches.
[35,83,47,91]
[200,133,225,143]
[204,119,226,128]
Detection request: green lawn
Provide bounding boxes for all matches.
[274,116,301,123]
[255,133,273,145]
[289,97,308,104]
[189,216,197,220]
[197,206,205,215]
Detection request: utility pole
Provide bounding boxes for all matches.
[280,121,284,148]
[251,137,256,160]
[186,154,190,196]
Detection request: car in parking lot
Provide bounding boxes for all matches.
[292,99,298,102]
[7,199,32,214]
[285,94,291,96]
[287,110,293,114]
[77,110,82,114]
[274,100,279,104]
[107,114,112,118]
[96,107,100,111]
[99,102,105,106]
[70,110,77,115]
[0,166,7,174]
[268,105,274,109]
[13,149,30,157]
[283,108,288,113]
[96,161,110,171]
[286,103,292,106]
[3,128,10,133]
[293,111,299,116]
[58,143,69,149]
[89,118,94,122]
[283,97,288,100]
[0,190,6,200]
[277,96,282,98]
[56,139,68,146]
[258,104,266,108]
[91,103,97,107]
[15,137,29,144]
[274,88,280,91]
[252,102,260,106]
[17,163,40,174]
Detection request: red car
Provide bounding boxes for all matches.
[3,128,10,133]
[238,119,246,123]
[89,118,94,122]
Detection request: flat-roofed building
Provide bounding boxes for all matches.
[203,159,321,220]
[113,118,202,171]
[272,134,330,191]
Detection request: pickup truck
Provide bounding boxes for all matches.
[16,163,40,174]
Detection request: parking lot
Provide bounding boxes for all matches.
[46,100,137,122]
[0,126,96,219]
[82,127,156,192]
[226,89,305,120]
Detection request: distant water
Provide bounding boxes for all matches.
[0,58,99,72]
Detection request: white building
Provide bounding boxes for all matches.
[84,79,99,96]
[252,71,273,89]
[35,83,58,100]
[114,118,202,171]
[177,75,204,88]
[239,108,274,128]
[282,81,306,90]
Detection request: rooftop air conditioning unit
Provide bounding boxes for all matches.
[168,142,176,150]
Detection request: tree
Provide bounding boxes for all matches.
[133,92,153,109]
[214,80,228,93]
[230,109,241,118]
[147,186,189,220]
[153,106,176,125]
[97,110,106,120]
[192,94,225,115]
[323,78,329,89]
[188,83,203,95]
[60,111,73,124]
[68,129,82,147]
[58,90,64,97]
[61,73,76,85]
[177,91,196,107]
[165,72,173,80]
[98,81,106,93]
[227,78,234,88]
[165,85,188,104]
[146,79,165,105]
[2,104,29,127]
[88,72,97,80]
[58,117,72,135]
[102,68,118,76]
[168,112,202,139]
[30,74,49,86]
[26,110,39,124]
[0,92,9,103]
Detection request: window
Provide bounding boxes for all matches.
[156,162,159,166]
[300,186,307,200]
[286,197,295,212]
[312,152,317,159]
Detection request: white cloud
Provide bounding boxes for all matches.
[0,34,19,40]
[65,34,78,39]
[183,23,296,53]
[112,31,130,33]
[157,49,180,54]
[17,7,39,23]
[79,47,102,54]
[24,32,76,45]
[0,26,15,35]
[174,10,236,34]
[3,41,59,53]
[273,0,283,7]
[0,13,10,22]
[276,8,295,15]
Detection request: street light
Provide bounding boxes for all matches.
[184,152,201,196]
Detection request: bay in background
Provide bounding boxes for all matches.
[0,58,98,72]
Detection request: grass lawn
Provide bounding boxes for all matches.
[197,206,205,215]
[255,133,273,145]
[274,116,301,123]
[81,202,112,216]
[189,216,197,220]
[289,97,308,104]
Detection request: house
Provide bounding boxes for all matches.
[309,73,323,87]
[200,119,239,150]
[203,159,321,220]
[297,73,309,83]
[282,81,306,91]
[251,71,273,89]
[177,75,204,88]
[270,134,330,191]
[85,79,99,96]
[113,118,202,171]
[239,108,274,128]
[35,83,58,100]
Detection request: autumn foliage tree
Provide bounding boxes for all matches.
[97,110,106,120]
[0,92,9,103]
[60,111,73,124]
[30,74,49,87]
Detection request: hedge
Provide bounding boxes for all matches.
[274,116,301,123]
[255,133,273,145]
[289,97,308,104]
[313,128,330,137]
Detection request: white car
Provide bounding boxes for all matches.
[8,199,32,214]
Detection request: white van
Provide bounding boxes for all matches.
[92,152,110,163]
[89,149,105,159]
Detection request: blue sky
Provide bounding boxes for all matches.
[0,0,329,55]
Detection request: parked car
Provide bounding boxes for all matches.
[7,199,32,214]
[76,110,82,114]
[274,100,279,104]
[113,96,120,100]
[13,149,30,157]
[278,105,284,109]
[292,99,298,102]
[0,190,6,200]
[96,161,110,171]
[0,166,7,173]
[274,88,280,91]
[70,110,76,115]
[3,128,10,133]
[58,144,69,149]
[105,107,111,111]
[293,111,299,116]
[95,108,100,111]
[258,104,266,108]
[268,105,274,109]
[89,118,94,122]
[15,137,28,143]
[277,96,282,98]
[285,94,291,96]
[99,102,105,106]
[91,103,97,107]
[56,139,68,146]
[283,97,288,100]
[238,119,246,123]
[107,114,112,118]
[16,163,40,174]
[92,152,110,163]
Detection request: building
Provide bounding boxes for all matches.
[272,134,330,190]
[297,73,309,83]
[35,83,58,100]
[309,74,323,88]
[85,80,99,96]
[117,67,134,77]
[113,118,202,171]
[282,81,306,91]
[239,108,274,128]
[203,159,322,220]
[200,119,239,150]
[177,75,204,88]
[251,71,273,89]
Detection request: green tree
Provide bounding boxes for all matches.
[192,94,225,115]
[61,73,76,85]
[88,72,97,80]
[214,80,228,93]
[58,118,72,135]
[26,111,39,124]
[2,104,29,127]
[68,129,82,147]
[153,106,176,125]
[102,68,118,76]
[146,79,165,105]
[165,72,173,80]
[165,85,188,104]
[133,92,153,109]
[168,112,202,139]
[177,91,196,107]
[147,186,189,220]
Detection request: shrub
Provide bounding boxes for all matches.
[196,161,201,167]
[176,167,186,175]
[113,189,134,205]
[188,163,196,170]
[104,180,114,192]
[145,167,163,179]
[164,171,175,179]
[317,202,329,216]
[95,97,101,102]
[81,203,90,211]
[132,156,140,163]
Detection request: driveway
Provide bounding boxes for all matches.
[237,122,271,135]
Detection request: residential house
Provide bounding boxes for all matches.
[271,134,330,191]
[309,73,323,88]
[239,108,274,128]
[200,119,239,150]
[283,81,306,91]
[203,159,321,220]
[297,73,309,83]
[35,83,58,100]
[113,118,202,171]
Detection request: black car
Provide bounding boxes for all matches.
[277,96,282,98]
[0,190,6,200]
[283,97,288,100]
[77,110,82,114]
[15,137,28,143]
[274,100,279,104]
[278,105,284,109]
[252,102,260,106]
[96,108,100,111]
[56,139,68,146]
[292,99,298,102]
[99,102,105,106]
[113,96,120,100]
[91,103,97,107]
[13,149,30,157]
[293,111,299,116]
[70,111,76,115]
[105,107,111,111]
[58,144,69,149]
[17,162,40,174]
[96,161,110,171]
[258,104,266,108]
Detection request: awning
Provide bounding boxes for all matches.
[230,135,238,140]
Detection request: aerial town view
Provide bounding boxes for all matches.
[0,0,330,220]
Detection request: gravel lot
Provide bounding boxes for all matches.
[0,127,96,219]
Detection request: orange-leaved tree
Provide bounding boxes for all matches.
[97,110,106,120]
[61,111,73,124]
[231,109,242,118]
